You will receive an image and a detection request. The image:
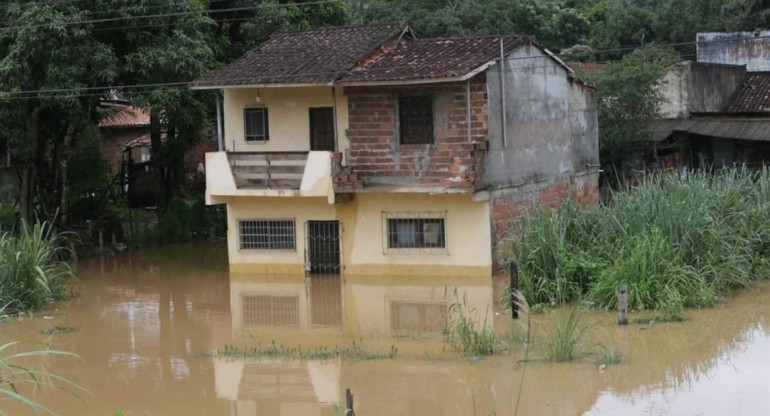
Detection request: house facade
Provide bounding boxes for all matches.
[193,24,599,277]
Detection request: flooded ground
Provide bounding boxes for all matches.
[1,242,769,415]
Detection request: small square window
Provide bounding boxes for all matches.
[399,96,434,145]
[238,219,295,250]
[244,108,269,142]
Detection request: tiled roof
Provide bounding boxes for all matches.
[338,36,525,84]
[99,104,150,128]
[191,23,408,88]
[567,61,607,72]
[725,73,770,113]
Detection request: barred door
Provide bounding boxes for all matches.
[306,221,341,274]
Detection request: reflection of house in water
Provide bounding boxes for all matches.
[218,274,493,415]
[229,274,492,336]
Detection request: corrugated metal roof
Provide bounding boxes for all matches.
[652,118,770,142]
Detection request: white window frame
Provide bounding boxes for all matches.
[238,218,296,251]
[382,211,448,255]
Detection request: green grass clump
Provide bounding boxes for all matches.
[448,289,498,355]
[545,307,593,362]
[508,167,770,314]
[213,341,399,360]
[597,345,624,366]
[0,221,75,314]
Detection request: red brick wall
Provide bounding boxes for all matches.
[490,173,599,268]
[99,127,148,173]
[344,74,488,188]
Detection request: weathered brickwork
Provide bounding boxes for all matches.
[344,74,488,188]
[490,172,600,268]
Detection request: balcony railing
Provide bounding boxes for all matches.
[227,152,308,189]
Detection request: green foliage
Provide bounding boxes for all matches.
[0,186,18,232]
[0,341,88,416]
[509,168,770,313]
[545,307,593,362]
[0,222,75,314]
[580,48,677,183]
[597,344,624,366]
[448,289,498,355]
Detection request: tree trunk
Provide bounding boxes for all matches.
[150,109,167,212]
[19,106,42,226]
[60,121,78,224]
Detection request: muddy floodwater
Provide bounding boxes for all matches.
[2,242,769,415]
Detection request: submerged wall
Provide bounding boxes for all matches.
[226,193,492,276]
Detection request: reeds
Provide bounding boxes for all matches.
[448,289,498,355]
[545,307,593,362]
[0,222,74,314]
[509,167,770,313]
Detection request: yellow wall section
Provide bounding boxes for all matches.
[223,86,349,155]
[226,193,493,276]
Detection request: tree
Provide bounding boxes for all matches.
[579,48,676,185]
[0,1,116,225]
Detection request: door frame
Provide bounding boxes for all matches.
[304,220,342,275]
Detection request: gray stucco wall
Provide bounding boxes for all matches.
[698,31,770,72]
[660,61,746,118]
[484,44,599,187]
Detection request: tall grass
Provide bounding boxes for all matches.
[0,222,74,314]
[545,307,593,362]
[448,289,498,355]
[509,167,770,312]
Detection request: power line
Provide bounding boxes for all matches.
[0,31,750,99]
[0,0,344,31]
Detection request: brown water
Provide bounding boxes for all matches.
[2,242,769,415]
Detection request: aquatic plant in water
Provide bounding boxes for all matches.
[0,221,75,314]
[0,341,88,416]
[448,289,498,355]
[545,307,593,362]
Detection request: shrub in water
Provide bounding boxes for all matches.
[0,222,74,313]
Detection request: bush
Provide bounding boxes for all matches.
[508,167,770,313]
[0,222,74,313]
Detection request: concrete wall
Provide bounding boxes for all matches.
[225,193,492,276]
[223,86,349,155]
[698,31,770,72]
[344,77,488,188]
[484,44,599,187]
[659,61,746,118]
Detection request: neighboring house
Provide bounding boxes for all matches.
[192,23,599,277]
[98,101,152,174]
[652,32,770,170]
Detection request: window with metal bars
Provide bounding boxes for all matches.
[238,219,295,250]
[244,107,269,142]
[383,212,447,254]
[398,95,434,145]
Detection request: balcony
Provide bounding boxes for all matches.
[228,152,308,189]
[205,151,335,203]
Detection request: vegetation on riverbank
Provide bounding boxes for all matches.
[508,168,770,316]
[0,222,74,314]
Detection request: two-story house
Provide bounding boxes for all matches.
[192,23,599,277]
